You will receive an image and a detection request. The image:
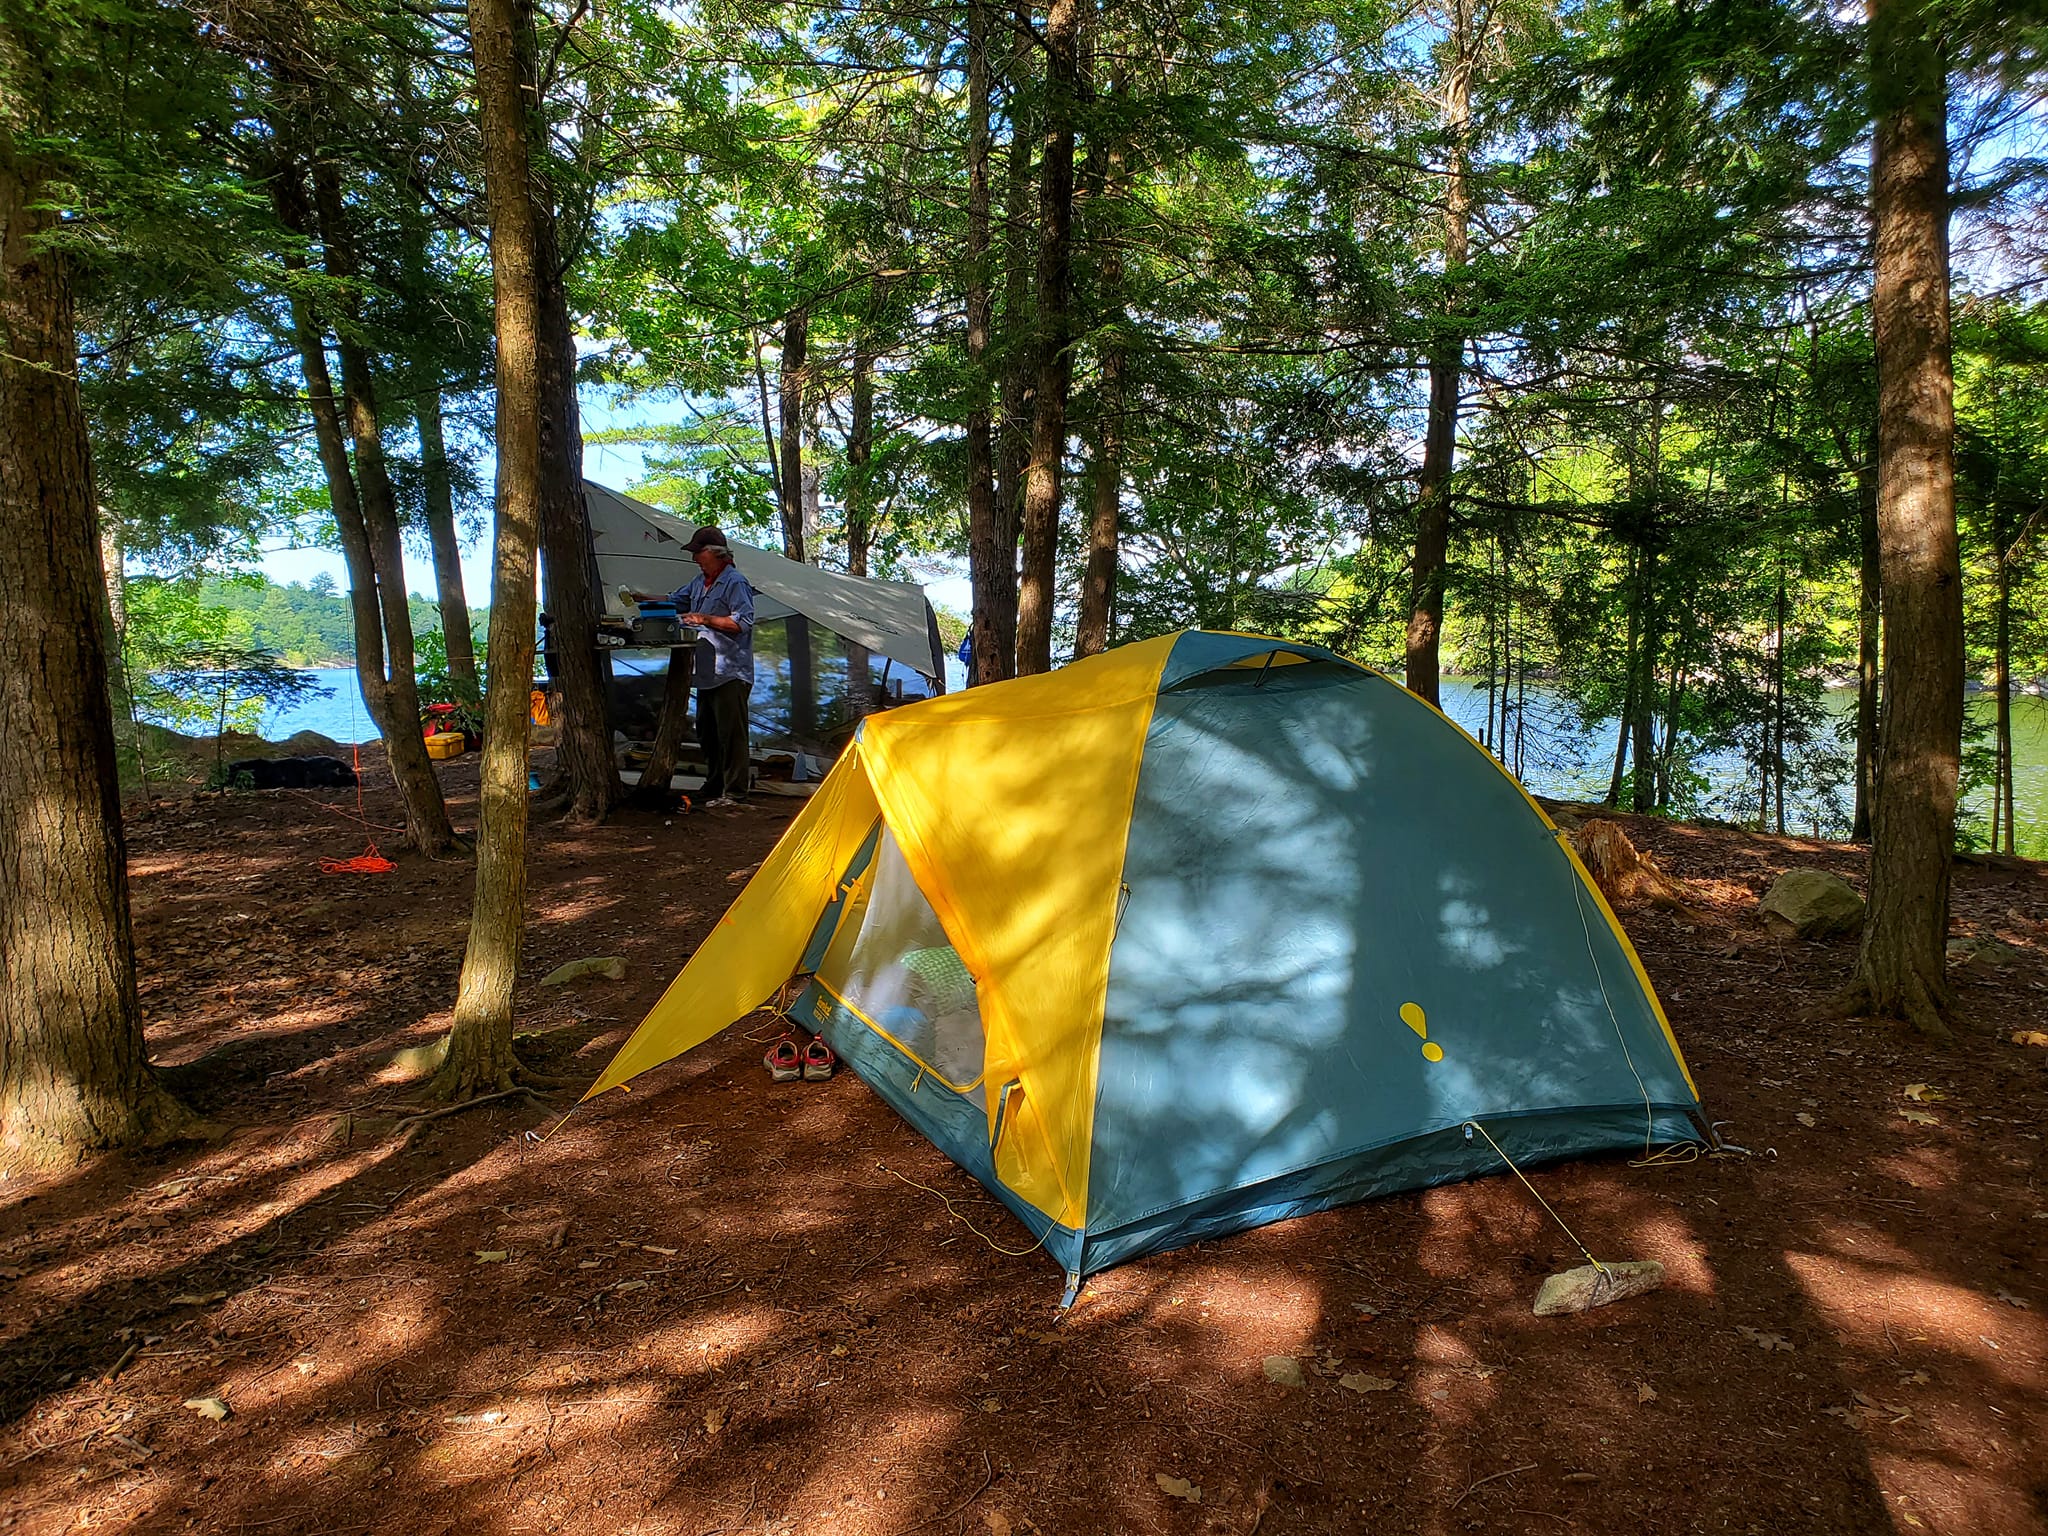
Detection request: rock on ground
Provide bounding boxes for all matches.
[1533,1259,1666,1316]
[1759,868,1865,939]
[540,956,628,986]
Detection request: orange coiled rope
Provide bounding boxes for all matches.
[319,845,396,875]
[316,741,396,875]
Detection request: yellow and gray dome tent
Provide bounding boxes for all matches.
[586,631,1703,1293]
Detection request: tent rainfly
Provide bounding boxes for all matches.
[586,631,1705,1297]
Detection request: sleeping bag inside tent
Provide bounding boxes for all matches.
[586,630,1704,1290]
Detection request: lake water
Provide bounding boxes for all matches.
[258,667,2048,858]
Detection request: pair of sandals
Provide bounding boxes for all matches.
[764,1033,836,1082]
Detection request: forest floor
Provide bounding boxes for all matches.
[2,748,2047,1536]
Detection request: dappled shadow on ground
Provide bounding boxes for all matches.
[1,776,2044,1534]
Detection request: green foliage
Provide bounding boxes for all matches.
[122,578,323,757]
[154,575,447,668]
[30,0,2048,854]
[415,623,488,737]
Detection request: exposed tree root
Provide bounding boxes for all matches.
[1825,976,1956,1043]
[395,1085,544,1137]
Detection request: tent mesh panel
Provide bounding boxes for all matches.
[832,831,987,1101]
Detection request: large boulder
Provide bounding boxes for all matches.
[1758,868,1865,939]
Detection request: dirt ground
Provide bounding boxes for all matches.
[2,748,2046,1536]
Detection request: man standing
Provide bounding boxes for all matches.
[670,526,755,808]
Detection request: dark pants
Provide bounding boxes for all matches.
[696,679,752,800]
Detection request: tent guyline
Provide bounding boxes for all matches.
[585,630,1706,1293]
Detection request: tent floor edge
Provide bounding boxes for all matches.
[1073,1104,1699,1279]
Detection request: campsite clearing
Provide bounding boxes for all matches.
[1,751,2045,1535]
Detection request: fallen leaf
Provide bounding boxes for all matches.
[167,1291,227,1307]
[980,1397,1001,1413]
[704,1407,726,1434]
[1562,1472,1599,1485]
[1898,1108,1938,1126]
[614,1280,648,1293]
[830,1344,849,1358]
[1736,1326,1795,1352]
[984,1513,1013,1536]
[1995,1291,2030,1310]
[1902,1083,1948,1103]
[1339,1373,1397,1394]
[1154,1474,1202,1503]
[1263,1355,1305,1388]
[2011,1030,2048,1048]
[474,1250,509,1264]
[642,1245,678,1257]
[183,1396,229,1421]
[1636,1381,1658,1403]
[1897,1370,1930,1386]
[1795,1113,1816,1128]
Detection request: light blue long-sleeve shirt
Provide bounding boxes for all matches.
[670,563,755,687]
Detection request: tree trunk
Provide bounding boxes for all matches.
[1074,116,1125,661]
[397,70,481,707]
[1773,561,1788,833]
[0,117,192,1163]
[1404,0,1476,705]
[100,507,138,778]
[629,647,695,810]
[310,165,460,856]
[800,390,823,560]
[846,336,877,710]
[1074,338,1123,658]
[272,170,404,785]
[1852,0,1960,1039]
[1628,548,1658,815]
[417,389,480,699]
[778,308,808,562]
[848,344,875,578]
[1604,545,1640,807]
[1994,536,2013,855]
[991,0,1037,672]
[534,192,621,824]
[1013,0,1084,676]
[436,0,549,1099]
[964,0,1005,687]
[753,326,782,512]
[1852,462,1880,840]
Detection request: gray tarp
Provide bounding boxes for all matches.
[583,481,942,678]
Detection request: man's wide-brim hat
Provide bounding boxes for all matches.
[684,525,729,554]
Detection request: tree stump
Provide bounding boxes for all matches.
[1572,820,1696,910]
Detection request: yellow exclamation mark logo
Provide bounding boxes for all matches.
[1401,1002,1445,1063]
